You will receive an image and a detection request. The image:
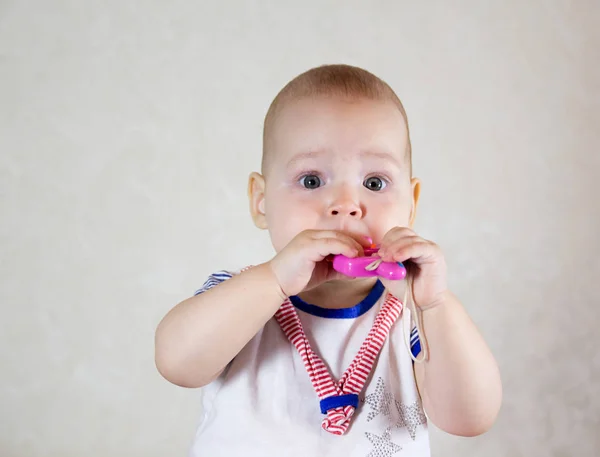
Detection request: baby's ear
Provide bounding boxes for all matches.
[408,177,421,228]
[248,172,268,229]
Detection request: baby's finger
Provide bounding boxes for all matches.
[378,232,419,255]
[379,237,427,262]
[344,232,374,248]
[379,227,416,248]
[311,237,361,260]
[385,226,415,236]
[311,231,365,254]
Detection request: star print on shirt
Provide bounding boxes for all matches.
[362,377,427,442]
[394,399,427,441]
[365,426,402,457]
[363,377,394,421]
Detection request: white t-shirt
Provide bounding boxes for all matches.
[189,270,430,457]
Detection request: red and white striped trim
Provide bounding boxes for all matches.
[274,293,403,435]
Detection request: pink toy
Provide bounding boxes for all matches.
[332,244,407,281]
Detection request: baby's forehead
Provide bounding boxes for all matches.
[266,96,409,164]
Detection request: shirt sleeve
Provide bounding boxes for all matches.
[194,270,235,295]
[410,326,421,359]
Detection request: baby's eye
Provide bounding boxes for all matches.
[363,176,386,191]
[300,174,322,189]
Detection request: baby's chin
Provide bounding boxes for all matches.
[328,266,369,283]
[322,263,354,282]
[330,275,356,283]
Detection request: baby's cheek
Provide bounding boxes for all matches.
[369,212,410,242]
[267,218,306,252]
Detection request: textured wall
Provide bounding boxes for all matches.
[1,1,598,456]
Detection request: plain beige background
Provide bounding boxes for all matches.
[1,1,599,456]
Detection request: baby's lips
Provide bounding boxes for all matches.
[361,235,381,253]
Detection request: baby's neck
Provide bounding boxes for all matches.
[297,277,380,309]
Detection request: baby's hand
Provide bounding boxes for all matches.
[378,227,448,309]
[269,230,368,297]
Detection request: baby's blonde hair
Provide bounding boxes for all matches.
[262,64,412,175]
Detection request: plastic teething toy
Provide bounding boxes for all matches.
[332,240,407,280]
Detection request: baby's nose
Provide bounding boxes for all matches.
[328,201,363,218]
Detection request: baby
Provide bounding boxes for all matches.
[155,64,502,456]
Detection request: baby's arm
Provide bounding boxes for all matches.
[155,263,286,388]
[155,230,365,388]
[377,227,502,436]
[413,291,502,436]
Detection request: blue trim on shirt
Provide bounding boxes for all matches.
[320,394,359,414]
[289,280,385,319]
[194,270,233,295]
[411,339,421,359]
[410,327,419,344]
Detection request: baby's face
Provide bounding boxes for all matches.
[261,96,419,252]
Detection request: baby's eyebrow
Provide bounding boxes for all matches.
[286,150,326,169]
[285,149,402,170]
[359,150,402,169]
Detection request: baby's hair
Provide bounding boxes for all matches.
[262,64,412,175]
